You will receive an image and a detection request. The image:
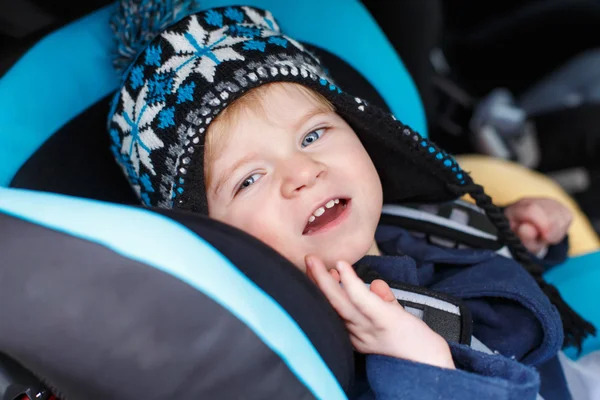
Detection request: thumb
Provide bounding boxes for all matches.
[517,223,539,241]
[370,279,396,303]
[518,223,544,254]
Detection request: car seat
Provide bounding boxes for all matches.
[0,2,427,398]
[1,1,599,398]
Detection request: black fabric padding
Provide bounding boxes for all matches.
[30,0,113,22]
[361,0,442,129]
[304,44,390,113]
[0,211,344,399]
[155,207,355,393]
[422,307,463,344]
[10,95,140,206]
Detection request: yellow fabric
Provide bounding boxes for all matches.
[456,155,600,256]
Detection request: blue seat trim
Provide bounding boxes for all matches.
[545,252,600,359]
[0,0,426,186]
[0,6,118,186]
[0,187,347,400]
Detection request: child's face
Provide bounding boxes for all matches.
[206,84,383,271]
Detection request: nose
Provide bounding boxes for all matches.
[280,153,326,198]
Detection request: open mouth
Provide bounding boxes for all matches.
[302,198,350,235]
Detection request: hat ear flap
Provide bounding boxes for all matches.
[330,95,467,205]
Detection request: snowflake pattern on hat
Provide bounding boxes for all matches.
[112,84,165,176]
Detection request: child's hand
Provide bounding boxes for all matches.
[504,197,573,255]
[305,255,455,370]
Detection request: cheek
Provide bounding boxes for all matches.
[215,202,289,254]
[341,140,382,192]
[337,136,383,228]
[221,204,308,271]
[242,218,285,250]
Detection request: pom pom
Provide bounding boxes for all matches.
[110,0,202,75]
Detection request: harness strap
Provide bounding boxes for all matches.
[363,280,473,346]
[381,201,504,251]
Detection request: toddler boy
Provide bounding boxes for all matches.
[108,5,593,399]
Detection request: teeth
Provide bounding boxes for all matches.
[308,199,343,225]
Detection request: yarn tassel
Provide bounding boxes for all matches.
[110,0,202,74]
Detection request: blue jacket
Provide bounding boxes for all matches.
[352,224,570,400]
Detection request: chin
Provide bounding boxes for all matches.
[325,238,374,267]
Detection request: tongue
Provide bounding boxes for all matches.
[304,203,344,234]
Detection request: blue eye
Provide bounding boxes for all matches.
[301,128,325,148]
[236,173,261,194]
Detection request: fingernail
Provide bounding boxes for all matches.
[335,261,345,272]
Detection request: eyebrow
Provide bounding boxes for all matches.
[291,108,330,133]
[213,153,257,195]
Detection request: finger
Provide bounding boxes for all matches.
[551,206,573,244]
[544,224,567,245]
[504,199,525,221]
[370,279,397,303]
[522,238,544,255]
[543,210,571,244]
[505,204,526,233]
[348,332,371,354]
[525,204,553,240]
[330,268,341,283]
[306,259,316,283]
[506,202,552,237]
[335,260,383,319]
[518,225,544,254]
[563,207,574,228]
[517,223,539,242]
[305,255,358,321]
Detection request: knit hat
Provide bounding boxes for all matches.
[107,1,594,350]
